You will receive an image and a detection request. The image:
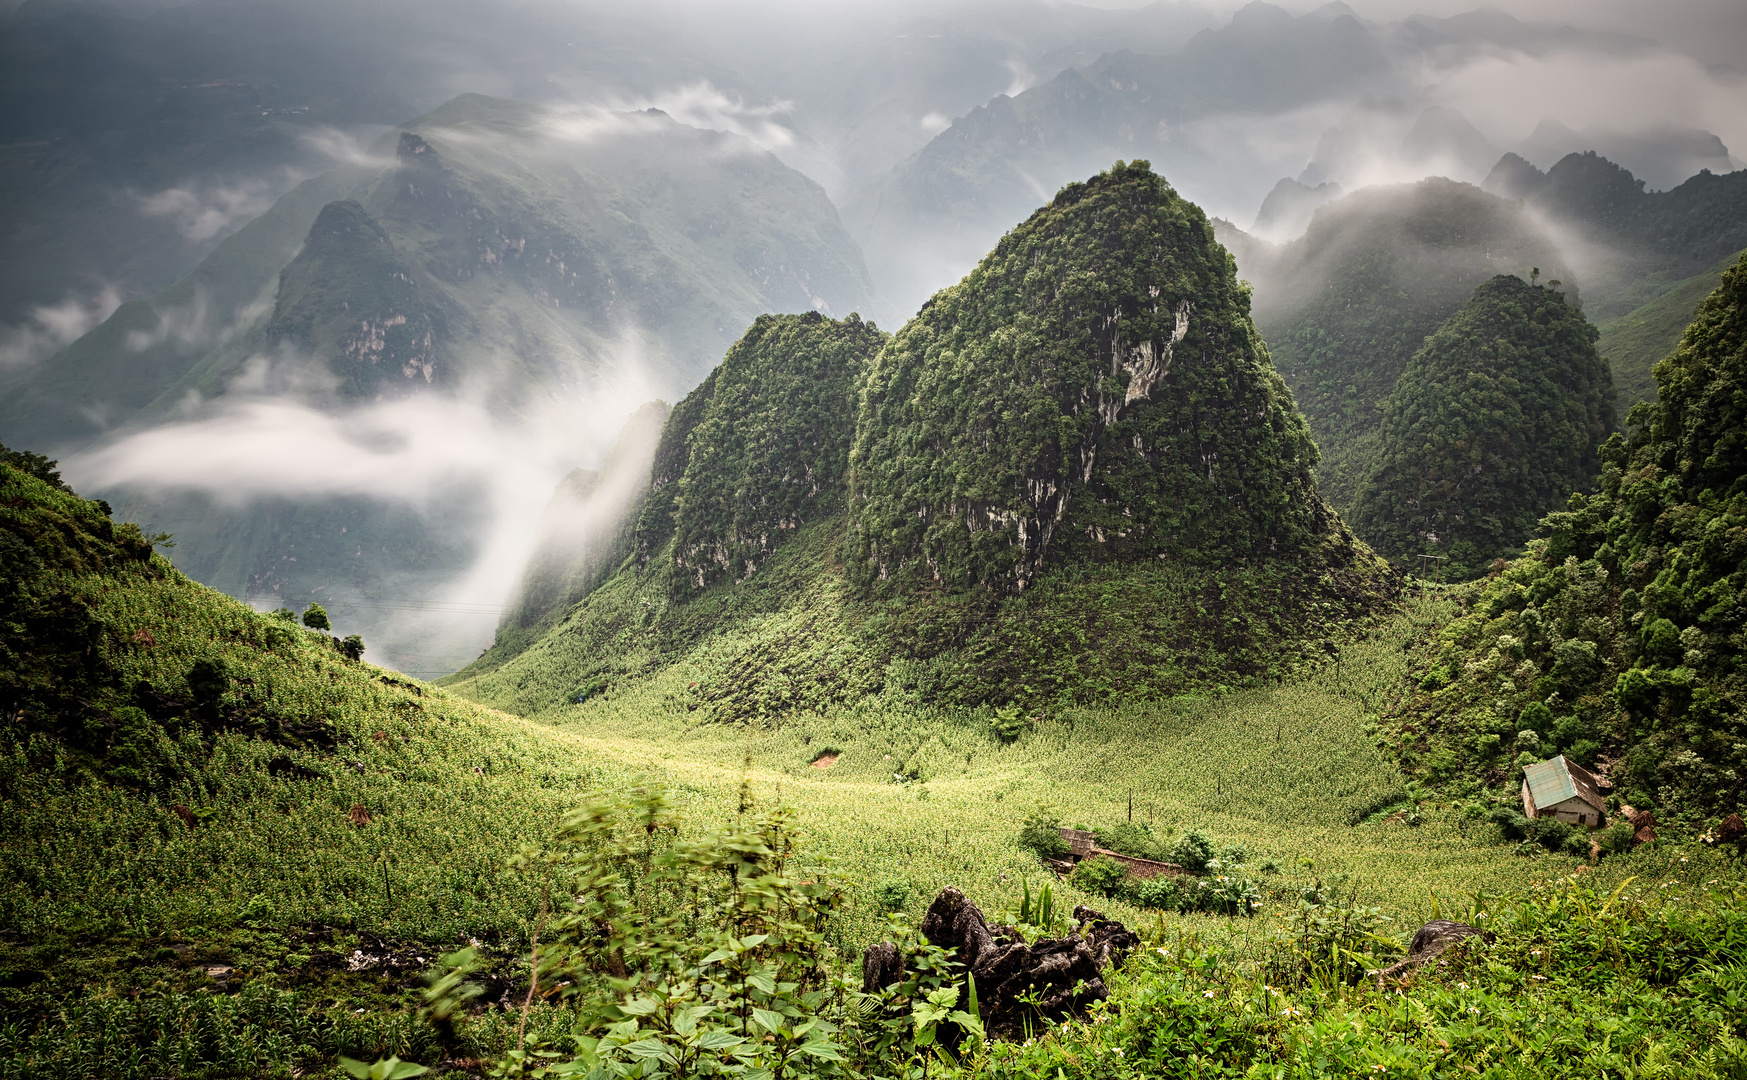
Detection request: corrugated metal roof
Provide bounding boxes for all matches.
[1525,756,1578,808]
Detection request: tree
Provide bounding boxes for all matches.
[302,603,331,631]
[1351,274,1615,579]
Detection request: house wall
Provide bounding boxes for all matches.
[1541,796,1604,828]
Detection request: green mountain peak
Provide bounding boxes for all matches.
[1351,273,1615,578]
[851,161,1338,594]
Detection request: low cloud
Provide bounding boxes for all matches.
[0,286,122,372]
[66,358,668,673]
[298,125,397,170]
[136,180,283,243]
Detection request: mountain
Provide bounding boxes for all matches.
[450,163,1399,720]
[1384,252,1747,822]
[1597,248,1747,409]
[1481,151,1747,322]
[1512,119,1736,194]
[636,312,886,594]
[850,160,1337,591]
[1350,274,1614,578]
[1251,178,1341,241]
[1230,178,1573,513]
[1297,100,1497,193]
[2,93,873,676]
[850,2,1400,318]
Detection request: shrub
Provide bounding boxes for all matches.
[1072,855,1130,898]
[1171,829,1216,872]
[1093,821,1166,861]
[302,604,331,631]
[872,880,911,914]
[1017,807,1069,860]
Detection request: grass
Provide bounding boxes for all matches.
[3,456,1736,1076]
[1596,245,1745,410]
[458,590,1569,951]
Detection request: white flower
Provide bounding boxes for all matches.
[1468,1007,1480,1015]
[1203,990,1217,998]
[1456,982,1468,990]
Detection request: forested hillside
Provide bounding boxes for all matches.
[1386,252,1747,823]
[1231,179,1570,511]
[1483,151,1747,322]
[452,162,1400,721]
[1351,274,1615,578]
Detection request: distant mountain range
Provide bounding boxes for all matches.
[0,93,871,675]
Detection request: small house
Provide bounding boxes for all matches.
[1522,755,1607,828]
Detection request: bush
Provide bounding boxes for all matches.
[302,604,331,631]
[1171,829,1216,872]
[872,879,911,914]
[1093,821,1167,861]
[1072,855,1130,898]
[1017,806,1069,860]
[1131,875,1187,911]
[1598,819,1636,856]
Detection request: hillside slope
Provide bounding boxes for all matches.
[5,93,874,676]
[1597,246,1746,409]
[1233,179,1572,513]
[1383,252,1747,826]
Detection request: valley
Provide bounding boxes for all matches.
[2,1,1746,1076]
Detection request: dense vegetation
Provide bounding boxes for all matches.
[1487,151,1747,322]
[1383,253,1747,826]
[5,450,1741,1076]
[643,312,886,594]
[1241,179,1572,511]
[460,164,1399,718]
[850,160,1340,593]
[1351,274,1615,579]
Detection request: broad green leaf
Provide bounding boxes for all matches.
[751,1007,788,1035]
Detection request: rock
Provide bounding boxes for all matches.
[868,887,1138,1038]
[861,940,904,994]
[1375,920,1495,985]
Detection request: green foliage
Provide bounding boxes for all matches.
[339,633,366,661]
[1013,879,1066,938]
[339,1056,430,1079]
[1093,821,1167,862]
[0,441,68,491]
[302,603,331,631]
[641,311,885,596]
[1169,829,1216,873]
[1597,247,1746,409]
[1257,179,1574,510]
[1386,252,1747,819]
[1352,274,1616,579]
[506,784,855,1080]
[851,160,1346,595]
[990,868,1747,1078]
[1071,855,1130,898]
[1016,806,1069,860]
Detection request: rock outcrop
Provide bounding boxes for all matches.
[863,887,1139,1037]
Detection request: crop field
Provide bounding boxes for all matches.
[445,591,1578,946]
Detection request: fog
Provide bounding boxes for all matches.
[5,0,1742,677]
